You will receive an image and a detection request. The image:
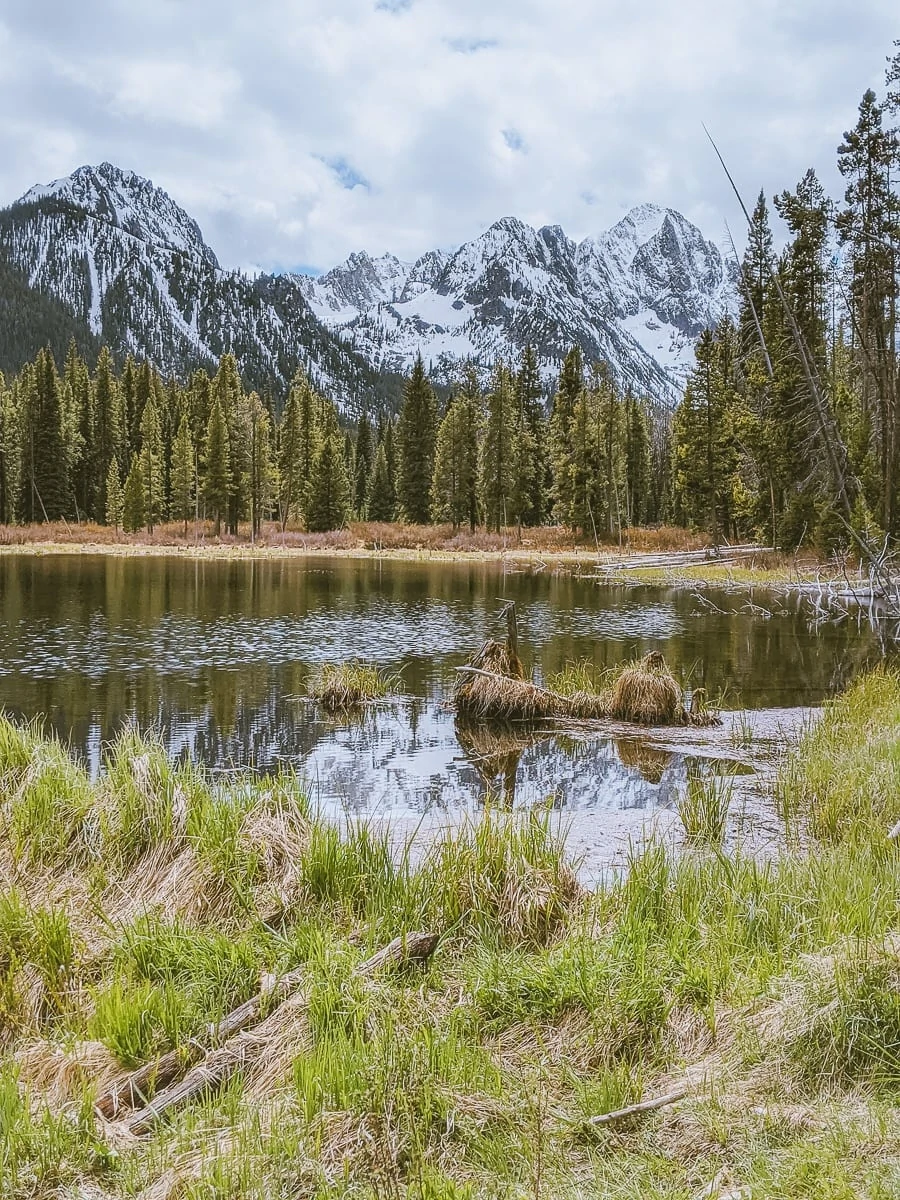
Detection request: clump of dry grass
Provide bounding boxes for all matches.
[607,651,685,725]
[456,646,714,729]
[310,661,401,713]
[454,639,562,723]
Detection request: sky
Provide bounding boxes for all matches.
[0,0,896,275]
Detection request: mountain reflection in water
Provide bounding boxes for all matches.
[0,552,892,817]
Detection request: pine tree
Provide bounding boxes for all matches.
[278,370,320,529]
[64,340,93,520]
[836,88,900,529]
[396,355,437,523]
[307,426,351,532]
[514,345,548,526]
[93,346,122,516]
[672,326,738,540]
[171,413,195,536]
[105,458,124,531]
[22,349,68,521]
[0,373,18,525]
[367,443,394,522]
[122,454,145,533]
[432,386,480,530]
[203,398,231,536]
[354,410,374,517]
[248,392,273,539]
[479,363,518,530]
[550,346,585,526]
[624,394,652,526]
[212,354,248,534]
[139,396,165,533]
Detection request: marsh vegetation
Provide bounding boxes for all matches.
[0,670,898,1197]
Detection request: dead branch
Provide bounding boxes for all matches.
[125,932,438,1134]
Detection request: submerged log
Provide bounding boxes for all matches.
[126,931,438,1134]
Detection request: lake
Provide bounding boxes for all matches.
[0,552,889,853]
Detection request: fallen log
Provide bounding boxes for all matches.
[126,931,438,1134]
[583,1084,689,1128]
[95,967,307,1119]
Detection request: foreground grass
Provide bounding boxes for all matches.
[1,675,899,1198]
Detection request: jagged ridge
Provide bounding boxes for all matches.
[297,205,737,402]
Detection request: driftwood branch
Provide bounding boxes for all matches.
[126,931,438,1134]
[95,968,307,1119]
[583,1085,689,1128]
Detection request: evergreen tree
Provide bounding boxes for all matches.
[672,327,738,540]
[479,363,518,530]
[514,344,548,526]
[139,396,165,533]
[624,393,652,526]
[171,413,195,536]
[105,458,124,531]
[203,398,231,536]
[307,426,351,532]
[93,346,121,515]
[212,354,248,534]
[396,355,437,523]
[21,349,68,521]
[64,340,94,520]
[248,392,273,539]
[122,454,145,533]
[432,385,480,530]
[278,369,320,529]
[354,410,374,517]
[836,88,900,529]
[550,346,585,526]
[367,443,395,522]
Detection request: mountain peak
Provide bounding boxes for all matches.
[15,162,218,270]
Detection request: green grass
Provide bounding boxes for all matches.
[678,770,732,843]
[0,678,899,1198]
[310,660,403,711]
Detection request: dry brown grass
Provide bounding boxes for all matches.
[454,646,711,728]
[0,519,717,556]
[607,651,686,725]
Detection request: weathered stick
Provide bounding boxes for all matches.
[95,967,307,1119]
[126,931,438,1134]
[584,1085,689,1128]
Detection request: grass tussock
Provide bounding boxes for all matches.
[310,660,402,712]
[0,677,899,1198]
[460,649,716,728]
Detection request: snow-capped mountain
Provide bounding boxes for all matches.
[297,204,737,402]
[0,163,736,409]
[0,163,388,411]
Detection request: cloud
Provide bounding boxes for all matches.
[0,0,897,275]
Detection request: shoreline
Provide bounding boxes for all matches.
[0,532,835,591]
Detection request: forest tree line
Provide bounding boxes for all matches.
[0,339,660,537]
[672,45,900,552]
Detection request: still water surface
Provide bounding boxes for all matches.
[0,553,890,822]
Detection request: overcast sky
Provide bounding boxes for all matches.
[0,1,896,274]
